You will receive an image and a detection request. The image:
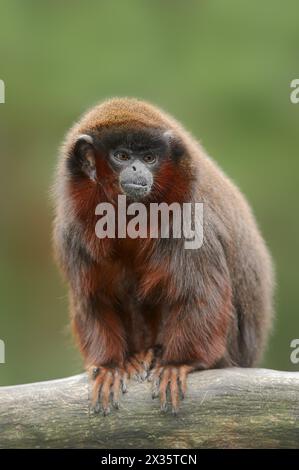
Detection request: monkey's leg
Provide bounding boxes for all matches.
[150,282,232,413]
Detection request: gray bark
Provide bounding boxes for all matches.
[0,368,298,449]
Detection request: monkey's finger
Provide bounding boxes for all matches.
[130,357,141,369]
[121,371,128,394]
[111,370,121,409]
[151,376,160,399]
[100,371,114,416]
[132,352,150,379]
[148,365,162,383]
[142,348,155,371]
[150,366,163,398]
[93,401,101,414]
[134,357,149,380]
[125,359,142,381]
[178,365,192,399]
[141,370,148,380]
[92,368,107,406]
[159,368,171,412]
[170,368,180,414]
[134,350,146,364]
[130,357,146,380]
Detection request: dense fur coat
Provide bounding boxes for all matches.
[53,98,274,413]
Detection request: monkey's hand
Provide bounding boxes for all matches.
[149,363,195,414]
[91,366,128,415]
[124,349,155,382]
[90,350,155,415]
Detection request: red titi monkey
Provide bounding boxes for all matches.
[53,98,274,414]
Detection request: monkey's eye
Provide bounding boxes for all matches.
[143,154,157,164]
[114,150,130,162]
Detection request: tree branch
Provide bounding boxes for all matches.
[0,368,298,448]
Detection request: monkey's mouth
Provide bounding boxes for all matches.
[120,181,151,200]
[124,182,147,188]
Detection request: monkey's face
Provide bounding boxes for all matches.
[68,127,185,202]
[106,129,167,201]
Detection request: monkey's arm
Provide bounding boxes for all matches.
[71,295,131,414]
[54,226,131,413]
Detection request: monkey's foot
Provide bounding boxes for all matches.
[91,366,127,416]
[149,364,194,414]
[124,349,155,381]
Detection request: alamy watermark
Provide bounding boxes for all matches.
[290,79,299,104]
[0,339,5,364]
[95,195,204,249]
[0,79,5,104]
[290,339,299,364]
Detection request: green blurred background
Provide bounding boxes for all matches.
[0,0,298,385]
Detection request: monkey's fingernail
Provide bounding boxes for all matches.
[160,402,168,413]
[102,406,111,416]
[152,380,160,398]
[93,402,101,414]
[141,370,148,380]
[143,362,151,372]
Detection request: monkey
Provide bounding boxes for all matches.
[52,97,274,415]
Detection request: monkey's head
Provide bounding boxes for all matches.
[64,98,194,203]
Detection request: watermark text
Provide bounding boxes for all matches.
[290,79,299,104]
[290,339,299,364]
[0,79,5,104]
[95,195,204,249]
[0,339,5,364]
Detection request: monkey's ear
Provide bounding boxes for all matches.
[163,130,185,161]
[73,134,97,181]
